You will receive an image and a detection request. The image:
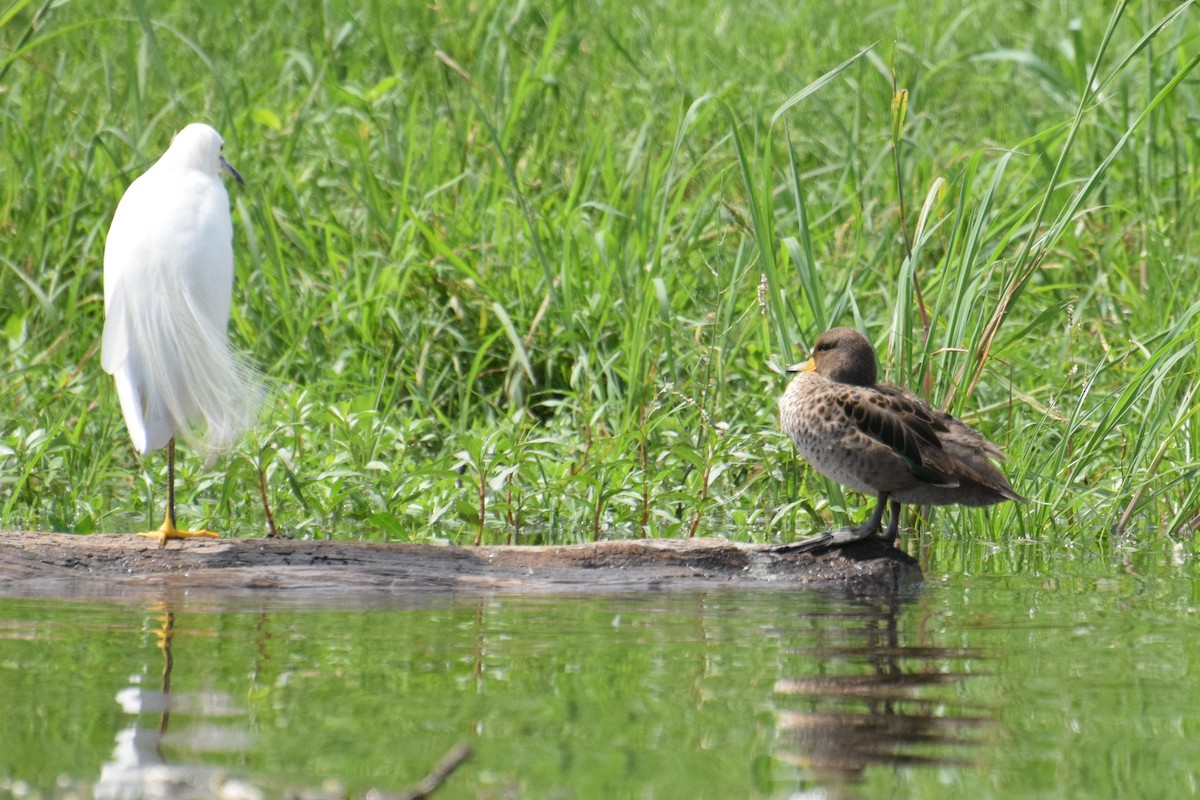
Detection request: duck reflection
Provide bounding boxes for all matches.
[772,595,994,796]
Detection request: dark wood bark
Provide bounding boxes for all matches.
[0,532,921,602]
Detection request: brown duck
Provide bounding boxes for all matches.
[777,327,1025,552]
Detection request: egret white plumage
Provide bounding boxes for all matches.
[101,123,263,544]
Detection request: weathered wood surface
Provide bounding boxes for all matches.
[0,531,921,602]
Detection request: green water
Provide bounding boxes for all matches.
[2,561,1200,799]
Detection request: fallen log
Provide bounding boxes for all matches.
[0,531,921,601]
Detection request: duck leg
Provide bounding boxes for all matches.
[882,499,903,543]
[772,493,889,554]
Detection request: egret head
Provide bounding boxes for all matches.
[166,123,244,184]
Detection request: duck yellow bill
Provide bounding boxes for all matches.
[785,358,817,374]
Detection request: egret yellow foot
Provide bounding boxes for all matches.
[138,514,219,547]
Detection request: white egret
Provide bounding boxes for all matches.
[101,123,263,544]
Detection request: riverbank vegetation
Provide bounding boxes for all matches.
[2,1,1197,569]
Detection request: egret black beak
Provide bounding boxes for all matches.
[220,155,245,185]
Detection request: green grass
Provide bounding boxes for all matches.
[1,0,1198,564]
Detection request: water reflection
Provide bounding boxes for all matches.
[772,595,995,797]
[95,606,253,800]
[86,603,471,800]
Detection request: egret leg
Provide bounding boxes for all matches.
[772,493,890,555]
[138,439,219,546]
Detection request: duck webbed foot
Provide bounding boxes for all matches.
[772,494,889,555]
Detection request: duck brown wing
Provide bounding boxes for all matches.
[836,386,959,487]
[933,408,1007,461]
[931,415,1026,503]
[877,387,1026,504]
